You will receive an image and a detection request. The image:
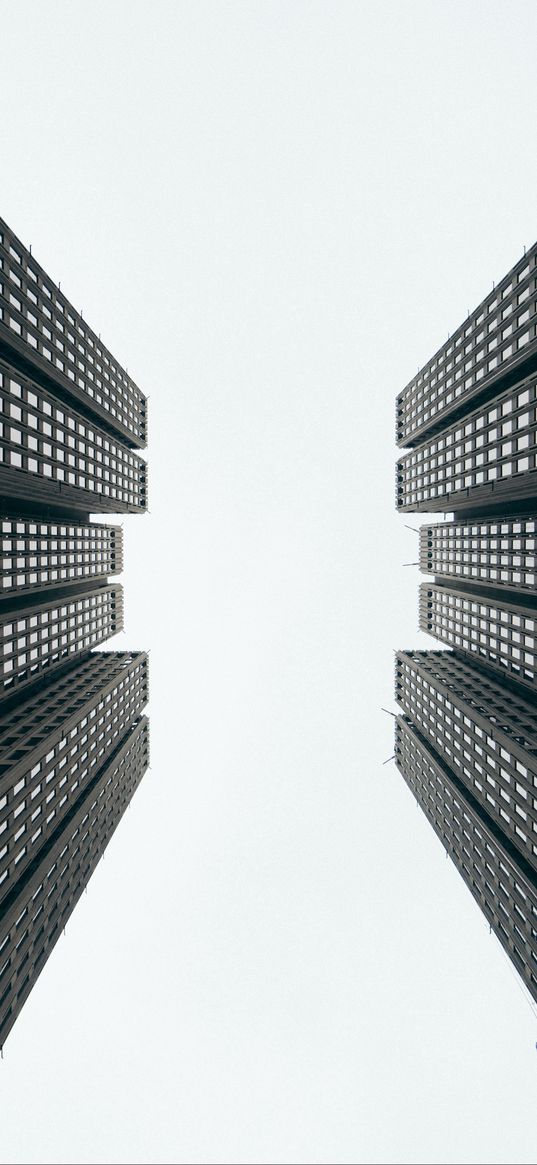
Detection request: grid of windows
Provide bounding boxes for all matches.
[0,717,149,1049]
[0,585,123,699]
[420,517,537,590]
[0,652,148,902]
[396,651,537,872]
[0,219,147,448]
[395,716,537,1006]
[0,653,146,756]
[0,360,147,514]
[0,217,149,1049]
[419,583,537,691]
[396,243,537,448]
[397,375,537,512]
[0,518,122,595]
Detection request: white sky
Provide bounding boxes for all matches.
[1,2,537,1163]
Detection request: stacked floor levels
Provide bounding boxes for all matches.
[394,239,537,1008]
[0,216,148,1047]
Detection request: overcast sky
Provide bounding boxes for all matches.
[1,3,537,1163]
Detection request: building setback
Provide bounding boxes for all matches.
[0,216,148,1048]
[419,516,537,592]
[0,357,147,515]
[394,237,537,1014]
[0,517,123,596]
[396,371,537,515]
[395,650,537,875]
[0,652,148,902]
[418,582,537,693]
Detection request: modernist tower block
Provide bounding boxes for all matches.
[0,216,149,1047]
[394,239,537,1010]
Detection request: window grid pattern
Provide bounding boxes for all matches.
[396,651,537,872]
[0,717,149,1048]
[420,518,537,590]
[1,518,122,595]
[0,653,148,903]
[0,220,147,448]
[396,243,537,447]
[395,716,537,1005]
[0,362,147,513]
[0,585,123,699]
[397,376,537,512]
[419,583,537,691]
[0,652,145,756]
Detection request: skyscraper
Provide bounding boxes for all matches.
[394,240,537,1008]
[0,216,148,1047]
